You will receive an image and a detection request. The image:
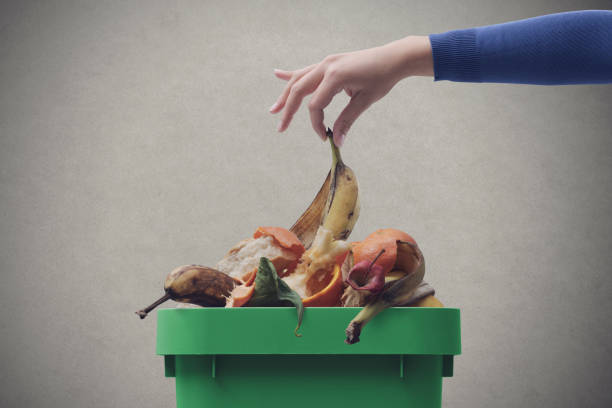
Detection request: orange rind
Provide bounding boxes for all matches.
[351,228,416,276]
[302,264,344,307]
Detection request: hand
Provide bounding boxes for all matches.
[269,36,433,146]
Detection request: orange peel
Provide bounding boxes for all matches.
[302,264,343,307]
[351,228,417,276]
[253,226,305,277]
[226,266,257,308]
[254,226,305,257]
[228,263,345,308]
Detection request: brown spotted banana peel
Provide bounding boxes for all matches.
[289,171,330,249]
[135,265,240,319]
[345,240,425,344]
[290,129,360,248]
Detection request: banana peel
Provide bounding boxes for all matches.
[136,265,240,319]
[345,240,426,344]
[290,129,359,248]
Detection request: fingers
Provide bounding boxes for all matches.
[308,103,327,141]
[332,92,372,147]
[273,69,292,80]
[269,64,316,114]
[278,66,324,132]
[308,76,342,140]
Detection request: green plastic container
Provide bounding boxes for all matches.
[157,307,460,408]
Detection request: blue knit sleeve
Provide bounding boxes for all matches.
[429,10,612,85]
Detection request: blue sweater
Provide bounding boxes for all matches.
[429,10,612,84]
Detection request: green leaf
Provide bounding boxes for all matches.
[246,257,304,337]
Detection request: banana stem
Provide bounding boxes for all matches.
[135,293,171,319]
[327,128,343,166]
[345,300,387,344]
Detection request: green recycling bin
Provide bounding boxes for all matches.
[157,307,461,408]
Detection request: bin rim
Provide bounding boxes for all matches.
[156,307,460,356]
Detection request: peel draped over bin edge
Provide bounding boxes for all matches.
[342,229,421,307]
[243,257,304,337]
[345,238,426,344]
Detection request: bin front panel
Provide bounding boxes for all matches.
[175,354,443,408]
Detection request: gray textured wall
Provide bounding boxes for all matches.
[1,1,611,407]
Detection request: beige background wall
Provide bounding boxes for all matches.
[1,1,611,407]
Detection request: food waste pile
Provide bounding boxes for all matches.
[137,130,443,344]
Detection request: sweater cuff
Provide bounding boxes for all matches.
[429,28,480,82]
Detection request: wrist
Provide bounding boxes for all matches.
[385,35,434,80]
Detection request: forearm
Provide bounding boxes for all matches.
[429,10,612,85]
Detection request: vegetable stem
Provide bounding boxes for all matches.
[364,248,386,282]
[135,293,171,319]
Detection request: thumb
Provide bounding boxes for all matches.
[332,92,371,147]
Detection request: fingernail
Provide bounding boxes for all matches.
[335,131,346,147]
[319,131,327,141]
[277,122,284,132]
[269,102,279,112]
